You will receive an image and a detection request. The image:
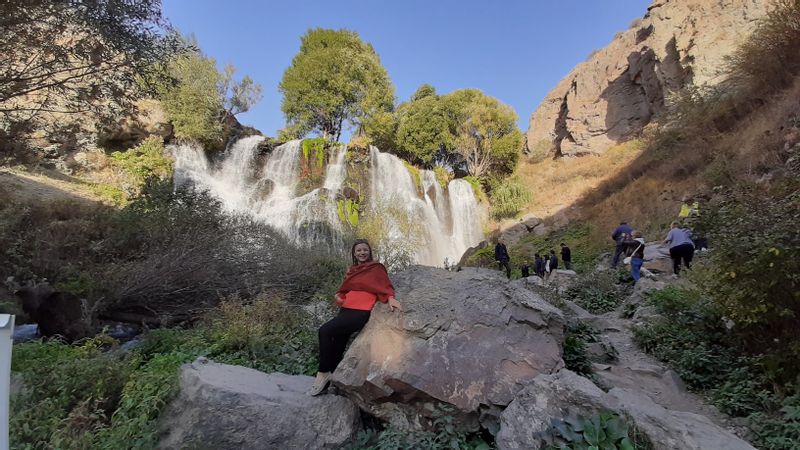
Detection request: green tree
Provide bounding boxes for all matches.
[160,51,224,146]
[393,85,452,165]
[279,28,395,142]
[159,41,262,147]
[447,90,522,179]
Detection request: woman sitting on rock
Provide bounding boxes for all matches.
[308,239,403,396]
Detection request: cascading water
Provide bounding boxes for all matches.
[172,137,484,266]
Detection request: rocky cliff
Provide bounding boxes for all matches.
[527,0,770,157]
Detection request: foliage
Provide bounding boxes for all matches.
[402,160,422,192]
[462,175,485,200]
[159,40,262,148]
[338,198,360,227]
[543,411,638,450]
[488,176,531,219]
[433,165,452,189]
[10,292,323,449]
[110,136,173,193]
[448,89,523,179]
[346,406,492,450]
[393,85,452,165]
[354,198,426,273]
[280,28,395,141]
[632,287,799,449]
[0,0,180,121]
[159,50,225,147]
[563,323,594,377]
[563,270,630,314]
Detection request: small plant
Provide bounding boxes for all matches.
[543,411,637,450]
[337,198,360,227]
[433,165,452,189]
[564,271,630,314]
[563,322,596,377]
[489,176,530,219]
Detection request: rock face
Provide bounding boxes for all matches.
[159,359,361,450]
[497,370,756,450]
[527,0,769,157]
[331,266,565,432]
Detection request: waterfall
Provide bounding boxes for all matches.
[172,138,484,266]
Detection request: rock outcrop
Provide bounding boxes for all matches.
[496,370,755,450]
[159,359,361,450]
[331,266,565,432]
[527,0,769,157]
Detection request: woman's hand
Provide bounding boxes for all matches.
[387,296,403,312]
[335,294,345,306]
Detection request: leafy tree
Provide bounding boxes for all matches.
[279,28,395,142]
[0,0,179,120]
[159,51,224,146]
[393,85,452,165]
[159,41,262,147]
[219,64,263,123]
[448,90,522,179]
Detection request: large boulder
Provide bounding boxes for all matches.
[331,266,565,432]
[159,359,361,450]
[497,370,755,450]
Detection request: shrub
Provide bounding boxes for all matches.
[433,165,452,189]
[489,176,530,219]
[462,175,485,201]
[541,411,644,450]
[110,136,172,192]
[564,270,630,314]
[563,322,594,377]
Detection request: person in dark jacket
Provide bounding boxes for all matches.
[611,221,634,268]
[560,243,572,270]
[534,253,544,278]
[624,231,646,282]
[545,249,559,281]
[494,239,511,279]
[520,261,530,278]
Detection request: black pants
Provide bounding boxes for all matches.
[318,308,371,373]
[669,243,695,274]
[612,244,626,267]
[564,260,572,270]
[498,260,511,278]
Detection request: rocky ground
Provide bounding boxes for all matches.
[156,252,755,450]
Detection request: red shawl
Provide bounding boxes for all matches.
[336,261,395,302]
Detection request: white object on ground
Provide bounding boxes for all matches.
[0,314,14,450]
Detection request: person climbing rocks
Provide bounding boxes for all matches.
[678,194,708,250]
[495,239,511,279]
[663,221,695,276]
[611,221,634,268]
[624,231,646,282]
[520,261,530,278]
[308,239,402,396]
[534,253,544,278]
[560,242,572,270]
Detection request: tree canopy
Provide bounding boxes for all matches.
[0,0,179,120]
[369,86,522,179]
[279,28,395,142]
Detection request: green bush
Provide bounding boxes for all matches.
[542,411,642,450]
[110,136,172,191]
[633,287,800,449]
[488,176,530,219]
[346,405,492,450]
[564,270,630,314]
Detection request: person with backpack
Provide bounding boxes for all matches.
[611,221,634,268]
[494,239,511,279]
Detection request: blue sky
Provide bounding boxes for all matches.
[162,0,651,138]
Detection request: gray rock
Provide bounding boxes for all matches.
[331,266,565,432]
[159,359,361,450]
[496,370,756,450]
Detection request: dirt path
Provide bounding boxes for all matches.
[0,167,107,205]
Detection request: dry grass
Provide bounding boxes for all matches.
[518,139,645,218]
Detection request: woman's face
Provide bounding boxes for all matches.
[353,243,371,263]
